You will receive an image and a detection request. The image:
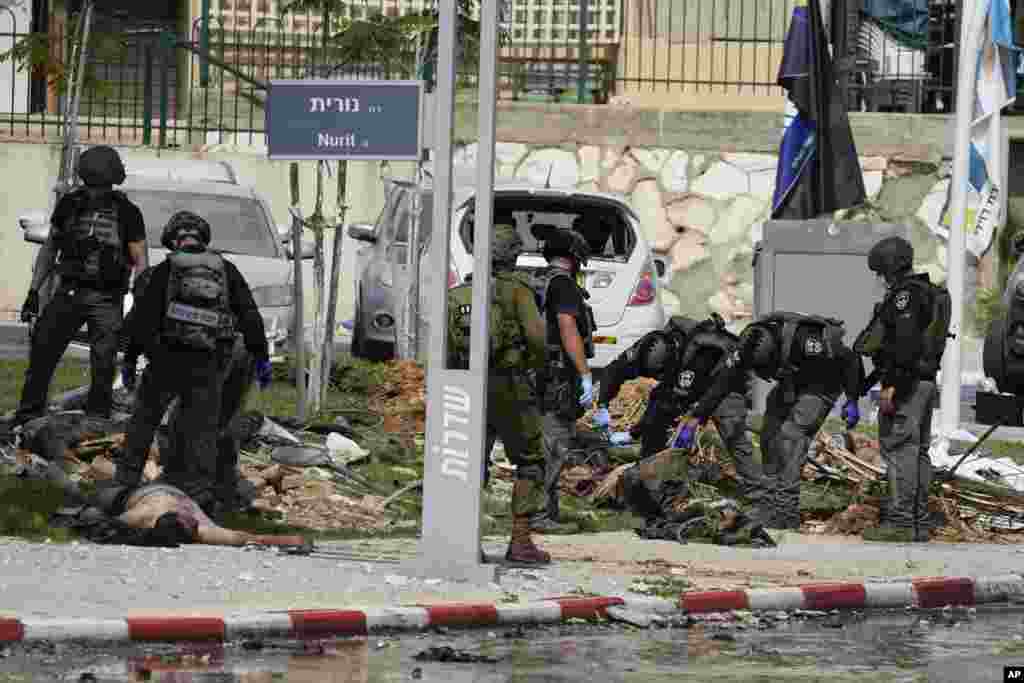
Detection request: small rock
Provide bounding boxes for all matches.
[242,640,264,651]
[238,573,256,582]
[711,632,736,642]
[423,578,442,586]
[607,606,655,629]
[385,575,409,586]
[411,667,423,680]
[375,640,389,650]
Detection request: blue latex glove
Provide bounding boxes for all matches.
[609,431,632,446]
[579,373,594,406]
[121,362,137,390]
[255,359,273,390]
[672,424,696,450]
[842,399,860,430]
[592,406,611,430]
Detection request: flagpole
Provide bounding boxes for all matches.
[943,0,986,435]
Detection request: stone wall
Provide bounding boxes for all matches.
[450,138,964,328]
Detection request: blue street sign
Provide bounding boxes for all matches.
[266,79,423,161]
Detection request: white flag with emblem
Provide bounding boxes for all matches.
[938,0,1020,259]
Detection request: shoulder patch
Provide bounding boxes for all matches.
[894,290,911,311]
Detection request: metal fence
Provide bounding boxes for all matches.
[0,0,969,148]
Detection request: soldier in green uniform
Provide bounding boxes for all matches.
[447,221,551,565]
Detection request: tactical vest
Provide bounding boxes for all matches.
[446,273,529,371]
[853,276,952,377]
[671,325,739,400]
[57,190,130,290]
[759,312,845,382]
[537,268,596,363]
[163,251,236,351]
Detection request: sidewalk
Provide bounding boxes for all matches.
[2,531,1023,643]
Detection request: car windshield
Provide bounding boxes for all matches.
[125,189,278,258]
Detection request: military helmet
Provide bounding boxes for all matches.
[492,223,524,267]
[741,324,777,373]
[868,236,914,279]
[639,335,671,374]
[665,315,700,339]
[77,145,126,187]
[161,210,212,250]
[531,224,591,267]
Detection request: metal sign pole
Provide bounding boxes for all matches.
[401,0,496,583]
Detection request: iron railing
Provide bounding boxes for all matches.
[0,0,974,147]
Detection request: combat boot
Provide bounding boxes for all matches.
[506,515,551,564]
[862,525,915,542]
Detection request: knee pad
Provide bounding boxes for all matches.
[516,464,545,482]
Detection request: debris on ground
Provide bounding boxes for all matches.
[413,646,500,664]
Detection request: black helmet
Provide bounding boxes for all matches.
[639,335,671,374]
[665,315,700,339]
[161,211,211,250]
[531,224,590,267]
[868,236,914,279]
[741,324,777,374]
[77,145,126,187]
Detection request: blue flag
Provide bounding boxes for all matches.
[772,0,866,220]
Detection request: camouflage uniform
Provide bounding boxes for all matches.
[447,224,550,564]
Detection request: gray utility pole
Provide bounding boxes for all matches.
[401,0,501,583]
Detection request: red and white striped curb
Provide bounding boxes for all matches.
[2,575,1022,644]
[679,574,1024,614]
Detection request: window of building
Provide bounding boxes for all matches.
[550,29,562,39]
[605,29,615,38]
[552,10,563,23]
[514,28,524,38]
[532,28,543,39]
[568,29,578,39]
[605,10,615,24]
[587,29,596,39]
[533,10,544,22]
[515,10,526,22]
[569,10,577,23]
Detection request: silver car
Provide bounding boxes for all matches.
[19,158,313,357]
[348,177,667,368]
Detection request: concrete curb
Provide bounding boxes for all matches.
[3,576,1022,644]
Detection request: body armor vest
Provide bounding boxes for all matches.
[758,312,845,382]
[538,268,596,364]
[163,251,236,351]
[671,327,738,400]
[58,190,129,290]
[447,273,530,371]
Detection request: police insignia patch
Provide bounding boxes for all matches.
[678,370,695,390]
[894,291,910,311]
[804,336,823,355]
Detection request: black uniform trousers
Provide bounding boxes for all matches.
[16,286,123,422]
[118,346,229,502]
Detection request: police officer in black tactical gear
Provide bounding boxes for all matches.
[689,312,864,530]
[15,145,147,425]
[594,314,763,496]
[854,236,949,543]
[113,211,271,513]
[530,224,596,532]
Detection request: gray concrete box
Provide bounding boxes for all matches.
[750,220,911,415]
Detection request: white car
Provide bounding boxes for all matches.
[348,178,667,371]
[18,157,313,357]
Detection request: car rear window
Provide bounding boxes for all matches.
[456,196,636,261]
[125,189,278,258]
